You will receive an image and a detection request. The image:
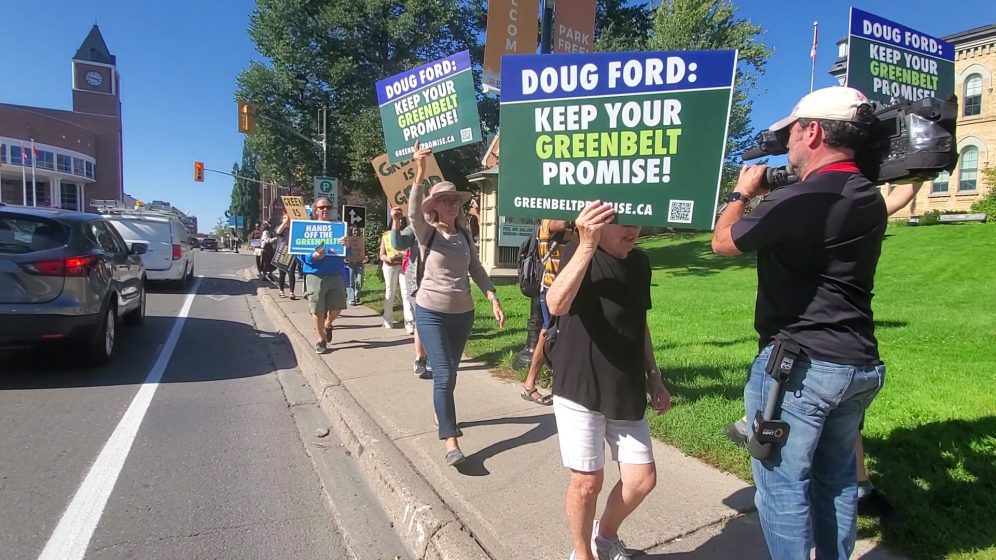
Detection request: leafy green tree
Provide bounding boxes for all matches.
[969,167,996,220]
[648,0,773,193]
[229,140,260,240]
[595,0,652,52]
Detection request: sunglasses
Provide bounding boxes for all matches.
[314,205,332,210]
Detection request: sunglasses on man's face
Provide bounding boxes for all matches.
[314,206,332,210]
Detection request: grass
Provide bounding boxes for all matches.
[354,225,996,559]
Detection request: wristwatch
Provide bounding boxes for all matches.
[488,294,500,303]
[725,191,751,204]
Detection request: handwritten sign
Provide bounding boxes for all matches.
[281,196,309,220]
[371,153,445,213]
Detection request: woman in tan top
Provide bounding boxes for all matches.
[409,141,505,466]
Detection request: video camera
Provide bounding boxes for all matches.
[743,96,960,188]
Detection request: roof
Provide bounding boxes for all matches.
[943,23,996,44]
[74,25,116,65]
[0,204,102,222]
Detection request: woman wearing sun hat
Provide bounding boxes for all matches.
[409,140,506,467]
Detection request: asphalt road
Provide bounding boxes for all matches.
[0,250,409,560]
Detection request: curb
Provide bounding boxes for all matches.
[244,270,491,560]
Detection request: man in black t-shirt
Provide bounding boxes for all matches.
[546,201,671,560]
[712,86,888,560]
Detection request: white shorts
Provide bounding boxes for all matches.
[553,396,654,472]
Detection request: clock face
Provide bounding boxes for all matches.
[85,71,103,87]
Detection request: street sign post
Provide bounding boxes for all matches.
[342,205,367,229]
[313,177,339,219]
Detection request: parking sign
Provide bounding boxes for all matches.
[313,176,339,219]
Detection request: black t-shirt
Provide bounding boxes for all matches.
[731,162,887,365]
[549,242,652,420]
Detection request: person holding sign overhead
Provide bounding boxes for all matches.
[409,140,505,467]
[297,197,348,355]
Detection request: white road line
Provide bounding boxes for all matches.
[38,279,202,560]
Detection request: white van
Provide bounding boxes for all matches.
[104,212,194,288]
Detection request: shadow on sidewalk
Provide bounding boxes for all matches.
[453,413,558,477]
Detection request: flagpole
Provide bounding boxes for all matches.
[810,21,819,93]
[30,139,37,206]
[21,142,27,205]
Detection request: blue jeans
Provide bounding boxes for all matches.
[415,304,474,440]
[347,263,364,303]
[745,344,885,560]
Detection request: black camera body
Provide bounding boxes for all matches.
[743,96,960,187]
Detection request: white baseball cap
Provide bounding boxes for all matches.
[769,86,871,131]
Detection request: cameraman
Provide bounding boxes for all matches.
[712,87,887,560]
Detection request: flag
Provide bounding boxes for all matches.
[810,22,819,63]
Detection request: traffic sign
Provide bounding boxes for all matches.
[313,176,339,219]
[343,205,366,229]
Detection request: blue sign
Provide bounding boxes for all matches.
[226,215,245,228]
[288,219,346,256]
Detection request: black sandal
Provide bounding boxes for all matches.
[521,386,553,406]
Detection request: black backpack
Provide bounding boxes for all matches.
[518,224,565,298]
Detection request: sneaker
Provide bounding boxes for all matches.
[314,341,328,354]
[857,484,896,518]
[593,521,630,560]
[405,321,415,335]
[445,448,466,466]
[414,357,428,378]
[382,320,393,329]
[724,419,749,447]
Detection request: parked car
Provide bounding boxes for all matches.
[0,203,147,365]
[200,238,218,251]
[190,236,201,249]
[102,210,194,289]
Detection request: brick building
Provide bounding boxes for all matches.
[0,25,124,212]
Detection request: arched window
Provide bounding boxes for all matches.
[959,146,978,191]
[931,171,950,194]
[964,74,983,116]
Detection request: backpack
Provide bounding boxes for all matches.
[517,225,544,298]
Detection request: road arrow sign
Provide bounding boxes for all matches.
[343,205,366,229]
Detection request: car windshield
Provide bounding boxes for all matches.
[0,215,68,254]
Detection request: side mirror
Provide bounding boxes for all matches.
[130,242,148,255]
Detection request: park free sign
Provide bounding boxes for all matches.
[498,50,737,228]
[845,8,954,103]
[377,50,483,164]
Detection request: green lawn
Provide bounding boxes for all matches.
[356,225,996,559]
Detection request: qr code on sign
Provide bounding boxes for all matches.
[460,128,473,142]
[668,200,694,224]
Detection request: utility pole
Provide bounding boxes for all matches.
[319,107,328,177]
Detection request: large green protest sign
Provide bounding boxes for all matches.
[498,50,737,228]
[846,8,954,103]
[377,50,483,164]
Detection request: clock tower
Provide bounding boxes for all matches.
[72,25,120,117]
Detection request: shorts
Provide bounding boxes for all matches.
[308,274,347,314]
[553,396,654,472]
[540,290,553,330]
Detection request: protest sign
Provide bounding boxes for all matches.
[376,51,483,163]
[498,50,737,229]
[281,196,309,220]
[554,0,595,54]
[846,8,954,103]
[483,0,539,90]
[371,153,446,213]
[288,219,346,256]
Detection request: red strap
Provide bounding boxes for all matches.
[818,161,860,174]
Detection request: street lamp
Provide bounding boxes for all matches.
[295,72,328,177]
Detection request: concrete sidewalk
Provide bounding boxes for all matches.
[248,272,903,560]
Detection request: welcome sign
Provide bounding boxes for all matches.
[498,50,737,228]
[377,50,483,163]
[288,220,346,256]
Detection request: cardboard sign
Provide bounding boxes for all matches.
[288,219,346,256]
[498,50,738,229]
[371,153,446,213]
[482,134,500,169]
[845,8,954,103]
[554,0,596,54]
[376,51,483,163]
[483,0,539,90]
[281,196,309,220]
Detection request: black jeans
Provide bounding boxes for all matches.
[278,258,298,293]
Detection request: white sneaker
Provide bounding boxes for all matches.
[592,521,630,560]
[405,321,415,335]
[382,320,393,329]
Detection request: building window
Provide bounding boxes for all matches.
[85,161,95,179]
[964,75,983,117]
[959,146,979,192]
[11,146,23,165]
[931,171,950,194]
[57,154,72,173]
[73,158,85,177]
[32,183,50,207]
[36,150,54,170]
[0,144,5,165]
[61,183,79,211]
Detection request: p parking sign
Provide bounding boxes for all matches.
[313,177,339,219]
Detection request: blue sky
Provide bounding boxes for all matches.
[1,1,991,231]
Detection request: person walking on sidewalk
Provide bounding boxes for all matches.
[379,221,406,328]
[521,218,574,406]
[344,226,367,305]
[546,201,671,560]
[298,197,348,355]
[409,140,505,467]
[711,86,888,560]
[391,207,431,377]
[275,213,300,300]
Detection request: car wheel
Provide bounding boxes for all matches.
[175,266,190,291]
[84,305,116,366]
[186,263,194,282]
[124,282,146,326]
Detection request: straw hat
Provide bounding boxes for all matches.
[422,181,472,213]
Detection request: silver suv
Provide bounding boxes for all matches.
[0,204,147,365]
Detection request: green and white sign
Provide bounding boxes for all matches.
[845,8,954,103]
[376,50,483,164]
[498,50,737,228]
[313,176,339,219]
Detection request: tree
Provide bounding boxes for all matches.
[236,0,490,200]
[595,0,652,52]
[229,140,260,240]
[648,0,773,193]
